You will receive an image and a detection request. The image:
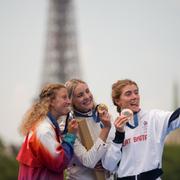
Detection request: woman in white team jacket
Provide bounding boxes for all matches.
[102,79,180,180]
[65,79,113,180]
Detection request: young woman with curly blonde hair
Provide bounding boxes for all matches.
[17,83,78,180]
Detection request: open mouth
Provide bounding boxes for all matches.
[83,99,92,106]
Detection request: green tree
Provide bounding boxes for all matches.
[0,138,18,180]
[162,144,180,180]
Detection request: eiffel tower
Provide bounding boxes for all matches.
[41,0,81,86]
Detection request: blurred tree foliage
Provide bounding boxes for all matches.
[162,144,180,180]
[0,137,179,180]
[0,138,19,180]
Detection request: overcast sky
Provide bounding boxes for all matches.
[0,0,180,144]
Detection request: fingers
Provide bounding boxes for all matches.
[99,111,111,128]
[99,109,108,117]
[97,104,109,120]
[69,119,77,125]
[99,110,110,121]
[95,166,104,171]
[71,120,78,128]
[68,119,78,134]
[94,161,104,171]
[114,116,128,131]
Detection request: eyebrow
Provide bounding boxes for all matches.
[124,88,138,94]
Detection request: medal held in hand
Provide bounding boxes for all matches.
[97,104,108,114]
[121,109,138,129]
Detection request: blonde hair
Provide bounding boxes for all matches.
[112,79,138,113]
[65,79,86,99]
[19,83,65,136]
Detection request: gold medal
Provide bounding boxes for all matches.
[97,103,108,113]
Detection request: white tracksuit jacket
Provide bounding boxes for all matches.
[102,108,180,179]
[66,115,113,180]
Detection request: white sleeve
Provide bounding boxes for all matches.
[102,141,122,171]
[167,108,180,132]
[73,137,107,168]
[102,125,124,171]
[152,109,180,142]
[36,124,60,157]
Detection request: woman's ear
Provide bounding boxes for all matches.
[50,98,55,108]
[114,98,121,107]
[114,98,119,105]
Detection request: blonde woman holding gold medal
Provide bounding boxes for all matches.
[65,79,113,180]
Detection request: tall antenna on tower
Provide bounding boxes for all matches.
[41,0,81,85]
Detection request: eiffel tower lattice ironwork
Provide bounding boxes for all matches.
[41,0,81,85]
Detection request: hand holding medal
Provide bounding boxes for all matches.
[97,104,108,114]
[97,104,111,128]
[121,108,133,124]
[114,109,134,132]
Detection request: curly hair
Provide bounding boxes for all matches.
[112,79,138,113]
[19,83,65,136]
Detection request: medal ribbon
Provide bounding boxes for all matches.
[126,113,139,129]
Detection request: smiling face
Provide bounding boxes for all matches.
[50,88,71,118]
[72,82,94,113]
[115,84,140,113]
